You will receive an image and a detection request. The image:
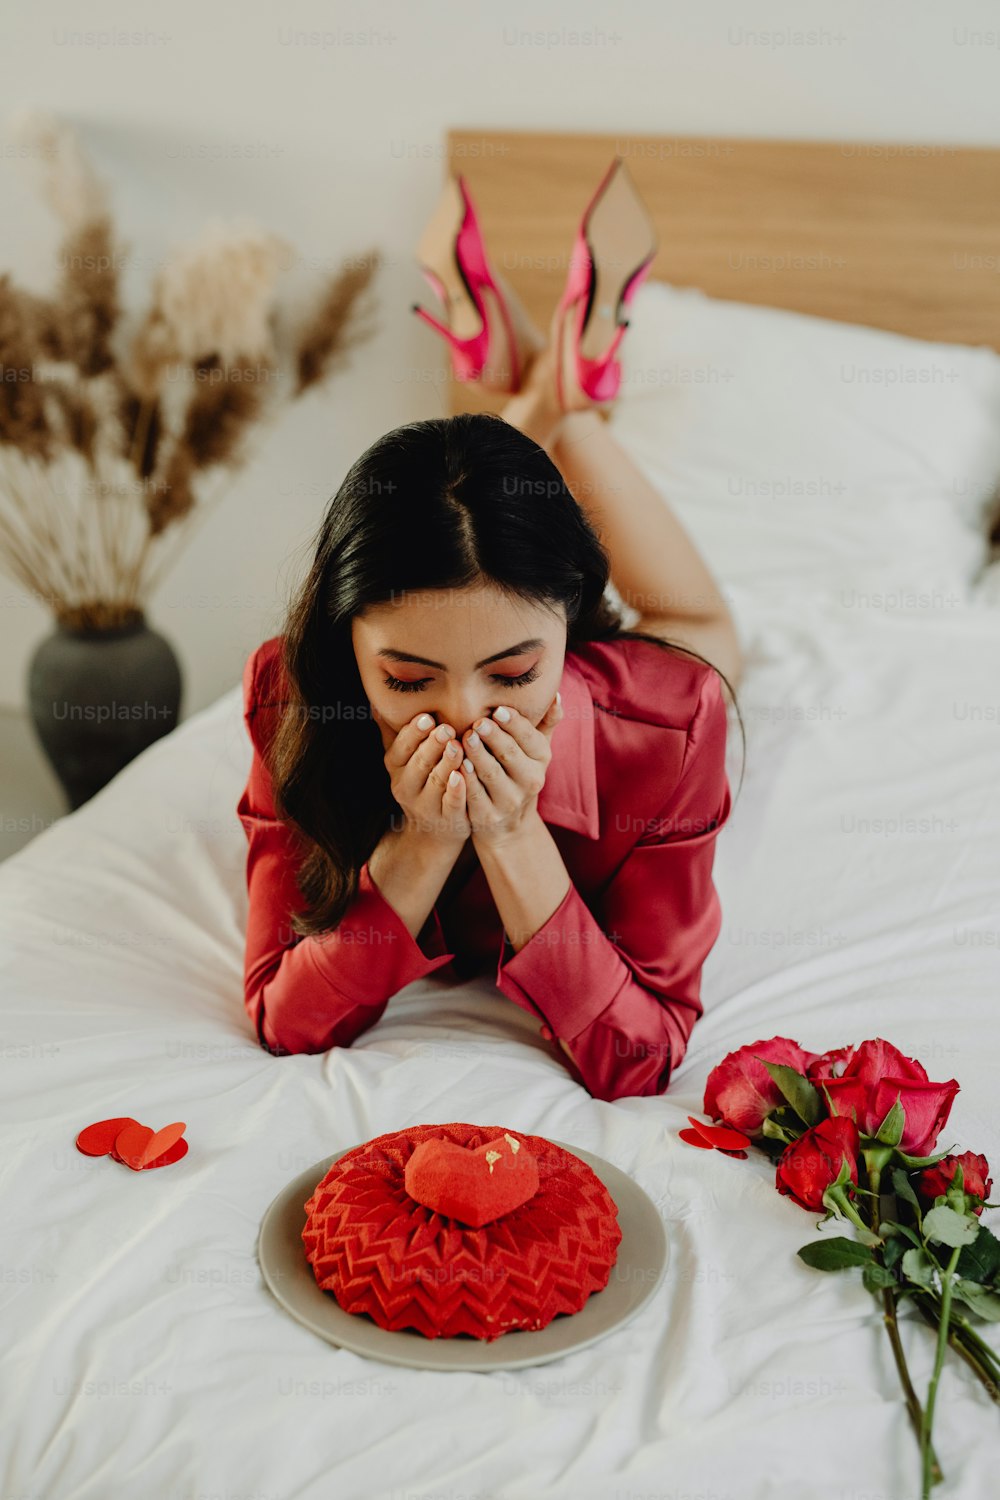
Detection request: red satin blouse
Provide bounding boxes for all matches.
[236,633,733,1101]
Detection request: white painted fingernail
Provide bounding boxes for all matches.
[493,706,511,723]
[417,714,433,729]
[478,719,493,735]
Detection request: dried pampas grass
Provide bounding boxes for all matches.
[296,253,380,395]
[9,107,109,228]
[129,219,291,391]
[0,111,380,633]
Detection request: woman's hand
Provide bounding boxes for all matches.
[383,713,471,850]
[459,692,564,847]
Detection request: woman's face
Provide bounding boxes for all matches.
[352,583,568,753]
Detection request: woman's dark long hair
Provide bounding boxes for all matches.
[267,412,745,937]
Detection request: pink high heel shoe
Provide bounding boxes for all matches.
[411,175,545,393]
[552,157,659,412]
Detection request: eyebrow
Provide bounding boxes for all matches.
[375,638,545,671]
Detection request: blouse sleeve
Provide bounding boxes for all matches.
[494,669,733,1101]
[236,649,456,1056]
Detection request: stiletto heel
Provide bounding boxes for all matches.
[411,175,545,392]
[552,157,658,412]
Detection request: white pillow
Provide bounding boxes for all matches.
[606,281,1000,625]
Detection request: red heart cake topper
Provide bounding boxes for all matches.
[403,1131,540,1227]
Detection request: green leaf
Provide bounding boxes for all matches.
[949,1280,1000,1322]
[889,1167,923,1229]
[874,1094,905,1147]
[922,1204,981,1247]
[831,1155,853,1190]
[761,1115,800,1145]
[881,1226,921,1273]
[760,1060,823,1128]
[890,1167,921,1210]
[894,1145,957,1169]
[955,1223,1000,1285]
[883,1237,905,1272]
[901,1247,937,1289]
[879,1219,922,1249]
[797,1237,875,1271]
[863,1261,900,1293]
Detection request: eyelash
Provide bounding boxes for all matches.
[383,666,541,694]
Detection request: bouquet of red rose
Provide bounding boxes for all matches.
[683,1036,999,1498]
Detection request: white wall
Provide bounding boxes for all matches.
[2,0,1000,716]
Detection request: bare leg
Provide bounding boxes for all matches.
[499,347,744,691]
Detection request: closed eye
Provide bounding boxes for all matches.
[383,665,541,694]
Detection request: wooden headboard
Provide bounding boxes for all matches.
[437,127,1000,417]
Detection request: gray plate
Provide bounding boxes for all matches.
[257,1138,670,1372]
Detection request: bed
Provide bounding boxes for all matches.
[4,127,1000,1499]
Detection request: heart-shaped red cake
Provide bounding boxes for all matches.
[403,1131,539,1226]
[301,1121,622,1341]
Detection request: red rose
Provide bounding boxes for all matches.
[805,1044,856,1083]
[918,1152,992,1216]
[776,1116,861,1211]
[819,1038,959,1156]
[703,1036,820,1138]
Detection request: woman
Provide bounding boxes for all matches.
[236,338,745,1102]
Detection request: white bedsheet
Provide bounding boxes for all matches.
[3,593,1000,1500]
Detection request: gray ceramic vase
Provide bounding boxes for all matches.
[27,612,182,810]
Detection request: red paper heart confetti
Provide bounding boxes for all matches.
[112,1120,187,1171]
[75,1117,141,1156]
[75,1116,188,1170]
[679,1115,750,1157]
[403,1131,540,1227]
[118,1134,188,1170]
